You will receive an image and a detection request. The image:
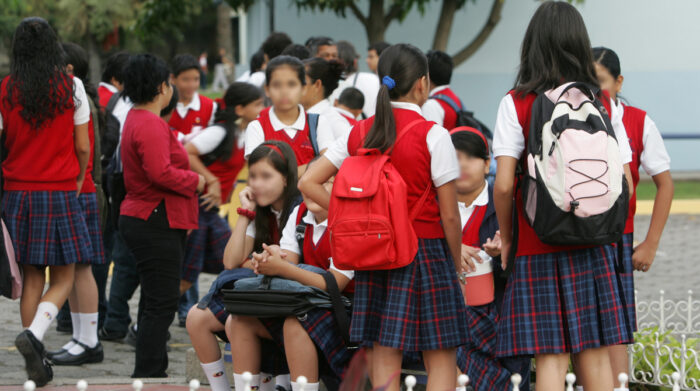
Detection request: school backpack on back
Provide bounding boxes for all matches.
[329,120,431,271]
[432,94,493,139]
[101,92,122,170]
[522,82,628,245]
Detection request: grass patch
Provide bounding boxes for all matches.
[637,180,700,200]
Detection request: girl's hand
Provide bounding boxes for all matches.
[239,186,257,211]
[483,231,502,258]
[500,240,512,271]
[196,174,206,193]
[254,244,290,276]
[461,245,483,273]
[76,177,85,197]
[632,240,658,272]
[201,179,222,211]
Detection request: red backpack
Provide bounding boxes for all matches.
[329,119,431,271]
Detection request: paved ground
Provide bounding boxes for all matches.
[0,214,697,387]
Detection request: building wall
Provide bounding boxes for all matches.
[241,0,700,171]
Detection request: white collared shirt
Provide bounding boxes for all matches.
[458,181,489,229]
[99,81,118,94]
[245,208,282,238]
[323,101,459,188]
[421,85,451,126]
[334,107,357,122]
[615,100,671,176]
[279,205,354,280]
[244,104,307,159]
[492,93,633,164]
[307,99,352,152]
[328,72,380,117]
[175,92,217,129]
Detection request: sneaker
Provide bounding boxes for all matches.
[14,330,53,387]
[98,327,127,341]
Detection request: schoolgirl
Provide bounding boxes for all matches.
[168,54,217,137]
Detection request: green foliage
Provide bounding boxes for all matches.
[290,0,428,23]
[133,0,204,43]
[56,0,137,41]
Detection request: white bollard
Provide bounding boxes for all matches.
[242,372,253,391]
[23,380,36,391]
[614,372,629,391]
[189,379,200,391]
[132,379,144,391]
[672,372,681,391]
[457,374,469,391]
[405,375,417,391]
[296,376,308,391]
[510,373,522,391]
[565,373,576,391]
[76,379,88,391]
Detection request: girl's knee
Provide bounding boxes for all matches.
[283,317,306,338]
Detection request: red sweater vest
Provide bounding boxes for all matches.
[168,95,215,135]
[296,203,354,293]
[347,108,444,238]
[462,205,488,247]
[0,76,80,191]
[433,87,461,130]
[97,85,114,110]
[257,107,315,166]
[509,90,614,256]
[207,142,245,203]
[339,113,358,126]
[621,104,646,234]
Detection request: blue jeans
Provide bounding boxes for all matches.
[101,229,140,335]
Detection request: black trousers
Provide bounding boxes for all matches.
[119,203,186,378]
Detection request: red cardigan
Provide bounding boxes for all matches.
[120,109,199,230]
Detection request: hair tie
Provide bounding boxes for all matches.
[450,126,489,150]
[264,143,284,158]
[382,76,396,90]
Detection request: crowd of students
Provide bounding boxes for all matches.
[2,2,674,391]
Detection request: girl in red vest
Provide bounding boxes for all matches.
[228,176,356,391]
[492,4,634,391]
[0,18,93,386]
[300,43,467,391]
[186,141,300,391]
[244,56,317,175]
[593,46,673,386]
[179,82,264,324]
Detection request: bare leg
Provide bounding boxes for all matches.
[186,306,226,363]
[283,317,319,382]
[371,344,403,391]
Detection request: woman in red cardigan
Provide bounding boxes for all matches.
[119,54,205,378]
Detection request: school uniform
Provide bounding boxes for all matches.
[333,107,358,126]
[324,101,469,352]
[491,91,634,356]
[616,101,671,332]
[328,72,380,118]
[98,82,118,109]
[0,76,93,266]
[181,125,246,283]
[168,92,217,138]
[422,85,461,129]
[244,105,316,165]
[260,203,356,385]
[307,99,352,152]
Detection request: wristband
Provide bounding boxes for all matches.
[237,208,256,220]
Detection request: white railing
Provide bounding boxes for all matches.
[631,289,700,390]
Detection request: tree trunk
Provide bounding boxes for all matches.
[217,2,235,71]
[432,0,459,51]
[86,36,102,88]
[451,0,505,66]
[365,0,387,44]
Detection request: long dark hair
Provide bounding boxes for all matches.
[592,46,621,79]
[303,58,344,98]
[265,55,306,87]
[5,17,75,129]
[514,2,598,96]
[364,44,427,152]
[247,141,299,252]
[62,42,103,129]
[203,82,263,164]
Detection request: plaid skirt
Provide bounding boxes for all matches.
[3,190,93,266]
[496,245,633,356]
[457,303,513,391]
[182,206,231,282]
[262,308,356,381]
[616,233,637,333]
[350,238,469,351]
[77,193,106,265]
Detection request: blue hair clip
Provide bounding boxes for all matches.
[382,76,396,90]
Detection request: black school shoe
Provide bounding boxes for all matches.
[14,330,53,387]
[50,341,104,366]
[46,338,78,360]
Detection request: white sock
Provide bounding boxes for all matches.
[291,381,319,391]
[234,373,260,391]
[201,359,231,391]
[576,387,584,391]
[260,373,275,391]
[62,312,81,350]
[78,312,98,348]
[28,302,58,341]
[276,374,291,391]
[457,387,467,391]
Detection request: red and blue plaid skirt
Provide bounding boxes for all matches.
[350,238,469,351]
[496,245,633,356]
[616,233,637,333]
[2,190,93,266]
[262,308,356,381]
[77,193,106,265]
[182,206,231,282]
[457,302,513,391]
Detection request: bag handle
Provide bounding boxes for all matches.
[322,272,352,346]
[557,82,599,102]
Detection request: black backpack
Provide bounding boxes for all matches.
[101,92,122,170]
[432,94,493,139]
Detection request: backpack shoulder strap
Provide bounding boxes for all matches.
[295,205,308,262]
[432,94,461,113]
[321,271,352,345]
[105,91,121,113]
[352,72,359,87]
[307,113,320,155]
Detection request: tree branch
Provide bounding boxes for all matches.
[451,0,505,66]
[383,2,403,25]
[348,1,368,26]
